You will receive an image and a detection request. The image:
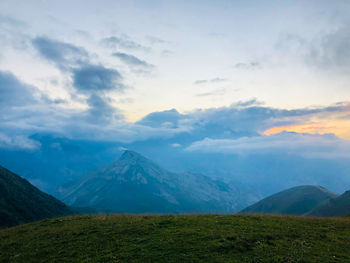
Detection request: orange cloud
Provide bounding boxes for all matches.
[264,119,350,140]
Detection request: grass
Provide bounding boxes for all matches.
[1,214,350,262]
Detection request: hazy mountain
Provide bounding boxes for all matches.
[57,150,258,213]
[2,134,350,199]
[241,185,338,216]
[0,165,72,228]
[307,190,350,217]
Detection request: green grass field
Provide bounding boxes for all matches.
[1,214,350,262]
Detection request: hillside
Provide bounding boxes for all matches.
[241,185,338,216]
[57,150,258,213]
[0,165,72,228]
[1,214,350,262]
[307,190,350,217]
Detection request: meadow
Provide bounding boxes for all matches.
[1,214,350,262]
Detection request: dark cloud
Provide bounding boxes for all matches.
[136,109,187,128]
[85,94,123,124]
[233,62,261,70]
[112,52,154,69]
[308,24,350,70]
[31,37,126,93]
[32,37,89,70]
[277,24,350,72]
[101,36,149,51]
[135,100,321,140]
[72,64,125,92]
[135,100,350,141]
[194,78,226,85]
[40,95,66,105]
[0,71,37,107]
[15,37,130,131]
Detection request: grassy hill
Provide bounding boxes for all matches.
[0,166,72,228]
[1,214,350,262]
[241,185,338,216]
[307,190,350,217]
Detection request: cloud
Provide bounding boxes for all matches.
[307,24,350,71]
[0,14,29,50]
[31,37,127,122]
[161,49,172,57]
[0,14,26,27]
[72,64,125,93]
[185,132,350,159]
[32,37,89,70]
[136,109,187,128]
[0,132,41,151]
[32,37,127,94]
[233,62,261,70]
[118,98,135,104]
[276,23,350,72]
[112,52,154,69]
[134,100,350,142]
[196,87,226,97]
[85,94,124,124]
[1,65,349,150]
[101,36,149,51]
[231,98,264,107]
[0,71,37,107]
[194,78,226,85]
[146,36,169,45]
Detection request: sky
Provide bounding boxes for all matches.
[1,0,350,149]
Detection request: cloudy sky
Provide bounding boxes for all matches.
[1,0,350,148]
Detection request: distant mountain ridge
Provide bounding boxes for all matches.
[0,165,72,228]
[57,150,258,213]
[241,185,338,216]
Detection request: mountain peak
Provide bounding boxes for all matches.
[119,150,147,162]
[59,150,254,214]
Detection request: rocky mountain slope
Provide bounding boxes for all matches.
[57,150,258,213]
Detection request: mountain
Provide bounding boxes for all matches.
[307,190,350,217]
[240,185,338,216]
[0,165,72,228]
[57,150,258,213]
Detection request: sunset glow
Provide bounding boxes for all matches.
[264,119,350,140]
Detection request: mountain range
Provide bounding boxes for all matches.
[0,165,72,228]
[57,150,258,213]
[2,149,350,229]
